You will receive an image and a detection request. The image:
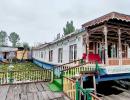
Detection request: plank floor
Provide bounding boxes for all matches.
[0,82,70,100]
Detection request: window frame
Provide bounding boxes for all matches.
[58,48,63,63]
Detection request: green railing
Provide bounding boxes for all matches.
[0,69,52,84]
[76,80,101,100]
[63,76,101,100]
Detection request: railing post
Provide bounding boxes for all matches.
[0,78,1,84]
[8,71,14,84]
[87,93,92,100]
[61,71,63,91]
[76,80,79,100]
[51,67,54,82]
[86,89,95,100]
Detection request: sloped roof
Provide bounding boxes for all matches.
[82,12,130,28]
[33,29,85,50]
[0,47,18,52]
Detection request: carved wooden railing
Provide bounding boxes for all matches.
[108,58,130,66]
[108,58,119,66]
[122,58,130,65]
[0,69,52,84]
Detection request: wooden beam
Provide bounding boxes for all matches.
[88,25,104,34]
[107,24,130,33]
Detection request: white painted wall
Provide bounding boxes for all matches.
[128,47,130,58]
[32,31,86,65]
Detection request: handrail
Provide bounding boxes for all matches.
[0,69,51,73]
[62,61,96,72]
[90,93,102,100]
[54,59,82,68]
[63,76,76,83]
[52,59,84,80]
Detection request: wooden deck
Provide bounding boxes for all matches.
[0,82,70,100]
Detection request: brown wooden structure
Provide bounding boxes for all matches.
[82,12,130,66]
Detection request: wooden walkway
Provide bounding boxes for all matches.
[0,82,70,100]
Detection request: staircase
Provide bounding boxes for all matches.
[49,59,82,92]
[49,59,100,92]
[49,79,62,92]
[48,60,102,100]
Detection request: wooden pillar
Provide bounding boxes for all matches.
[93,75,96,95]
[101,38,104,64]
[118,28,122,65]
[103,25,108,65]
[86,30,89,61]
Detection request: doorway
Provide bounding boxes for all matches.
[108,43,112,58]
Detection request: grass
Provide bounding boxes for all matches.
[0,62,41,71]
[0,62,51,83]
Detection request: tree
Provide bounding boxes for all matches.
[21,42,30,61]
[23,42,30,50]
[8,32,20,47]
[16,42,22,47]
[0,31,8,46]
[63,21,75,35]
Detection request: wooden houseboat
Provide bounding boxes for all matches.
[32,12,130,82]
[32,12,130,100]
[33,12,130,66]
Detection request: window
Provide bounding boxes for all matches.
[49,50,53,62]
[41,52,43,58]
[69,44,77,62]
[58,48,63,63]
[44,51,46,60]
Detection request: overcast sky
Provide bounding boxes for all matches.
[0,0,130,46]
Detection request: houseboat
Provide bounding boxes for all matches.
[32,29,86,69]
[32,12,130,81]
[0,46,31,63]
[0,46,18,63]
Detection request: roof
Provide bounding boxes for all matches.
[0,47,18,52]
[52,29,85,44]
[33,29,85,50]
[32,43,50,50]
[82,12,130,28]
